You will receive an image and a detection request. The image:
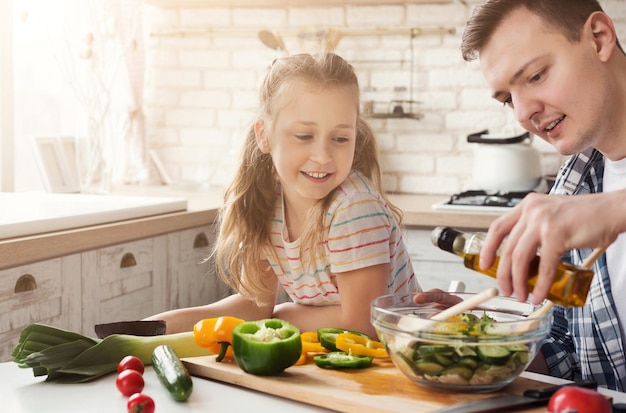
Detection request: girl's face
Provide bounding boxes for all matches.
[256,81,358,211]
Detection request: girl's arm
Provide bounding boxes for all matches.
[273,263,389,338]
[145,293,275,334]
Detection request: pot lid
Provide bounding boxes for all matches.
[467,129,531,144]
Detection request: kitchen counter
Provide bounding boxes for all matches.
[387,193,503,229]
[3,361,625,412]
[1,362,330,413]
[0,186,503,270]
[0,186,223,271]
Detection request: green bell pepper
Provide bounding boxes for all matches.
[317,328,373,352]
[313,351,373,369]
[231,318,302,376]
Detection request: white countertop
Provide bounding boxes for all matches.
[1,362,331,413]
[0,192,188,240]
[3,361,625,412]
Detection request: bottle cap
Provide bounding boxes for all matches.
[431,226,461,253]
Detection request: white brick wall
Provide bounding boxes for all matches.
[143,1,626,194]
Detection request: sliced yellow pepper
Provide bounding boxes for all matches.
[301,331,327,353]
[295,353,308,366]
[296,331,328,365]
[335,332,388,358]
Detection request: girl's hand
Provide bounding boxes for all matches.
[412,289,463,308]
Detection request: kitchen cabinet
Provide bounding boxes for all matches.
[0,224,229,362]
[404,228,498,293]
[0,256,82,361]
[166,224,232,309]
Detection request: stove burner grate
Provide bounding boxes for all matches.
[447,190,532,208]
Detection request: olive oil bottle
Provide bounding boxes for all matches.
[431,226,594,307]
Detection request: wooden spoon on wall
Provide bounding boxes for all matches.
[258,30,288,54]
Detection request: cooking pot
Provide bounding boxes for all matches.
[468,129,542,192]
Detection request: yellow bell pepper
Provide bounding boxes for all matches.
[335,332,389,358]
[295,331,328,365]
[193,316,244,362]
[301,331,327,353]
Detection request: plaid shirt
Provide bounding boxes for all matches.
[543,147,626,391]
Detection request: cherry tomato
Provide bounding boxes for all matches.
[118,355,145,375]
[127,393,155,413]
[116,369,145,397]
[548,386,612,413]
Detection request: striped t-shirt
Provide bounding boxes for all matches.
[262,170,419,305]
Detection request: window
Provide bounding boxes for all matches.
[0,0,15,191]
[5,0,146,193]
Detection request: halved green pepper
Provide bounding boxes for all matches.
[313,351,373,369]
[317,328,373,352]
[231,318,302,376]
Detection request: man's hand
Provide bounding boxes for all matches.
[479,192,622,304]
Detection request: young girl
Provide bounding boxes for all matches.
[147,53,420,338]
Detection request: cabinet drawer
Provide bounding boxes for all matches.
[178,225,215,262]
[168,225,231,309]
[97,239,156,284]
[0,256,81,361]
[92,239,156,303]
[81,237,167,335]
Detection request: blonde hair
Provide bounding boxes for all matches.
[214,53,402,303]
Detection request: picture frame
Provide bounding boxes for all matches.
[33,136,80,193]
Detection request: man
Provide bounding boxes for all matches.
[461,0,626,391]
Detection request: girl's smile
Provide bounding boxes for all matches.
[301,171,333,181]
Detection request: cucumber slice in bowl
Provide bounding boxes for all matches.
[476,345,511,365]
[441,363,474,381]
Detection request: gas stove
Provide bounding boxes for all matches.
[432,190,532,212]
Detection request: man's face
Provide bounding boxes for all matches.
[479,7,611,156]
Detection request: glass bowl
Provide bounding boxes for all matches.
[371,292,552,393]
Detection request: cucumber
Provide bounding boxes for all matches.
[506,344,530,352]
[416,345,454,357]
[415,361,445,376]
[441,363,474,380]
[454,346,477,358]
[152,344,193,401]
[457,356,480,370]
[433,353,454,366]
[476,345,512,365]
[511,350,529,365]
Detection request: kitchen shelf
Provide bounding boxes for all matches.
[145,0,452,8]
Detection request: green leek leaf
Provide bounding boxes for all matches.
[13,323,208,383]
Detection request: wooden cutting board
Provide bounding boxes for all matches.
[182,355,555,412]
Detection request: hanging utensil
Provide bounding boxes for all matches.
[258,30,288,54]
[325,28,343,52]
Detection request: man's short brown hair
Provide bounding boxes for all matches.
[461,0,606,62]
